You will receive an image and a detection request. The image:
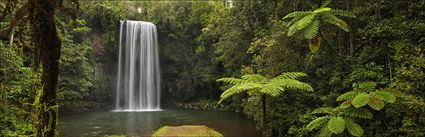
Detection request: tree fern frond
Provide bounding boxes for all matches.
[313,7,331,13]
[312,107,333,114]
[345,118,364,137]
[260,83,284,96]
[357,81,377,89]
[339,100,352,109]
[343,108,373,119]
[283,11,311,19]
[329,9,356,18]
[336,91,359,101]
[273,72,308,80]
[216,77,246,85]
[286,16,303,27]
[218,82,261,104]
[368,96,385,110]
[318,126,333,137]
[306,116,330,130]
[352,92,370,108]
[322,14,349,32]
[288,13,317,36]
[327,116,345,134]
[372,90,396,103]
[241,74,267,82]
[271,79,314,92]
[304,19,320,39]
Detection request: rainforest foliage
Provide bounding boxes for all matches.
[0,0,424,136]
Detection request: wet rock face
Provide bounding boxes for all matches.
[152,125,223,137]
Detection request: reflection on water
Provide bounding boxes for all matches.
[59,109,261,137]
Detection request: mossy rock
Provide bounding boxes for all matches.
[152,125,223,137]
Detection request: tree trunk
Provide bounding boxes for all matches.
[262,94,267,137]
[28,0,61,136]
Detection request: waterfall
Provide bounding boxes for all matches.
[115,20,161,111]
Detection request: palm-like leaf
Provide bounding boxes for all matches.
[217,72,313,104]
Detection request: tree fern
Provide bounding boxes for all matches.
[283,0,355,53]
[217,72,313,136]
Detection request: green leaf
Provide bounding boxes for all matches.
[337,91,359,101]
[357,81,377,89]
[288,13,317,36]
[372,90,396,103]
[339,100,352,109]
[345,118,364,137]
[304,19,321,39]
[368,96,385,110]
[327,116,345,134]
[313,7,331,13]
[216,78,246,85]
[241,74,267,82]
[322,14,349,32]
[343,108,373,119]
[306,116,330,130]
[352,93,370,108]
[283,11,312,19]
[312,107,333,114]
[318,126,333,137]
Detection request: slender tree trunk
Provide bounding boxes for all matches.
[28,0,61,136]
[262,94,267,137]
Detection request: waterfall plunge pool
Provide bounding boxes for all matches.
[59,109,261,137]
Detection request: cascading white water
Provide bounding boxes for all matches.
[115,20,161,111]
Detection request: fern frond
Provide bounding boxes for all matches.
[217,77,246,85]
[352,93,370,108]
[283,11,311,19]
[357,81,377,89]
[306,116,330,130]
[339,100,352,109]
[288,13,317,36]
[368,96,385,110]
[241,74,267,83]
[327,116,345,134]
[218,82,261,104]
[322,14,349,32]
[343,108,373,119]
[317,126,333,137]
[304,19,321,39]
[313,7,331,13]
[372,90,396,103]
[329,9,356,18]
[273,72,308,80]
[260,83,284,96]
[312,107,333,114]
[271,79,314,92]
[286,16,303,27]
[336,91,359,101]
[345,118,364,137]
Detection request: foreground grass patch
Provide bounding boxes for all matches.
[152,125,223,137]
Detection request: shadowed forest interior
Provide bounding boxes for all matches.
[1,0,425,137]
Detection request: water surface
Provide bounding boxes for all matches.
[59,109,261,137]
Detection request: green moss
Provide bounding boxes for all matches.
[152,125,223,137]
